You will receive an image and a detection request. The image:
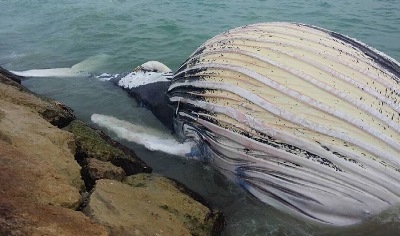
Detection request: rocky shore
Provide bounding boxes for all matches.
[0,67,224,235]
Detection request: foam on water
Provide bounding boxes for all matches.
[91,114,197,158]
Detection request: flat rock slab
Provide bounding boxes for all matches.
[85,174,224,236]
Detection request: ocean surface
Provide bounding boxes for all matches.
[1,0,400,235]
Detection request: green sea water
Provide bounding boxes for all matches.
[1,0,400,235]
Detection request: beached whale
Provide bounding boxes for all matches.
[100,22,400,226]
[16,22,400,226]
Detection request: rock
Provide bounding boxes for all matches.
[0,103,83,208]
[0,111,107,235]
[0,66,23,85]
[81,158,126,191]
[64,120,152,176]
[84,175,224,236]
[0,70,108,235]
[0,67,225,235]
[0,74,75,128]
[0,198,109,236]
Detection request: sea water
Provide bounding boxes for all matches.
[1,0,400,235]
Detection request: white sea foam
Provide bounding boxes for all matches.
[91,114,196,158]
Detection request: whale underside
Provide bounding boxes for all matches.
[24,22,399,226]
[163,23,400,226]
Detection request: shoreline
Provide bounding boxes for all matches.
[0,66,224,235]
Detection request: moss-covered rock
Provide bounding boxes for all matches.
[64,120,152,176]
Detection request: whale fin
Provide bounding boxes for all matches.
[91,114,198,158]
[10,54,111,78]
[11,68,89,78]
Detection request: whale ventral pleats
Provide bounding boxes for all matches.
[168,22,400,226]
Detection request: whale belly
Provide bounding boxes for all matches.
[168,22,400,225]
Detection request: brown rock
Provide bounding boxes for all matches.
[0,73,75,128]
[81,158,126,191]
[0,103,82,208]
[84,175,224,236]
[0,199,108,236]
[0,69,109,235]
[0,141,108,236]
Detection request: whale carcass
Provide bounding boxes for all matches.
[107,22,400,226]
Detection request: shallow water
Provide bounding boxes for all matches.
[1,0,400,235]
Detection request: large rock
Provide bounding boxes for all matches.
[81,158,126,190]
[0,101,82,208]
[84,175,224,236]
[0,72,108,235]
[0,71,75,128]
[0,196,108,236]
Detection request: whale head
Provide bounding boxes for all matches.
[113,61,175,130]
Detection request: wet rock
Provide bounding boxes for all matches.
[0,66,23,85]
[64,120,152,176]
[84,174,224,236]
[81,158,126,191]
[0,70,108,235]
[0,73,75,128]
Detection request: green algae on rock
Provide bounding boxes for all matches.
[64,120,151,173]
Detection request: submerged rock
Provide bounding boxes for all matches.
[84,175,224,236]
